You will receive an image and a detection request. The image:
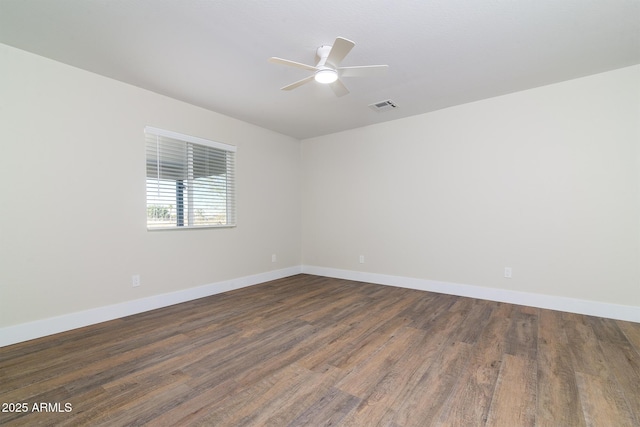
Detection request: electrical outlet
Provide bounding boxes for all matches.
[132,274,141,287]
[271,254,277,262]
[359,255,365,264]
[504,267,512,278]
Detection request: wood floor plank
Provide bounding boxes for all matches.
[327,312,412,371]
[485,354,537,427]
[596,339,640,423]
[576,372,637,427]
[391,340,474,426]
[585,317,640,424]
[536,310,586,426]
[118,378,239,427]
[618,319,640,354]
[286,386,361,427]
[2,274,640,426]
[258,365,348,427]
[1,331,193,402]
[564,319,611,377]
[435,314,511,425]
[294,293,414,372]
[504,308,538,360]
[338,327,434,426]
[336,326,424,399]
[379,303,484,426]
[188,364,313,426]
[559,316,639,426]
[449,298,495,345]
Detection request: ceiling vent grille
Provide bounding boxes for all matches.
[369,99,398,112]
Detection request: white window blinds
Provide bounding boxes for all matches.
[145,127,236,229]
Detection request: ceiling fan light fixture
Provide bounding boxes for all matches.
[270,37,388,96]
[314,68,338,84]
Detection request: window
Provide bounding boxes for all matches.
[145,126,236,229]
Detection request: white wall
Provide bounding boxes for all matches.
[302,65,640,307]
[0,44,301,329]
[1,42,639,344]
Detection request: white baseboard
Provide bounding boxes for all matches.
[0,266,302,348]
[302,265,640,323]
[3,264,638,348]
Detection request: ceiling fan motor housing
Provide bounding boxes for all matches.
[316,45,333,66]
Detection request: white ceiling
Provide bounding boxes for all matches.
[1,1,638,140]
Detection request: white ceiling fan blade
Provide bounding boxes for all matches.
[269,57,317,72]
[326,37,355,67]
[330,79,350,97]
[339,65,389,78]
[281,75,315,91]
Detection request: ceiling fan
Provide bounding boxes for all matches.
[269,37,388,97]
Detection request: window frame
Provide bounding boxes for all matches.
[144,126,236,231]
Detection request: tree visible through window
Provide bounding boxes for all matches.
[145,127,236,229]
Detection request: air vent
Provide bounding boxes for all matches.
[369,99,398,112]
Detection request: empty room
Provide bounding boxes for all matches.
[1,1,639,426]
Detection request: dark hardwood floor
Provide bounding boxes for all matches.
[2,274,640,426]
